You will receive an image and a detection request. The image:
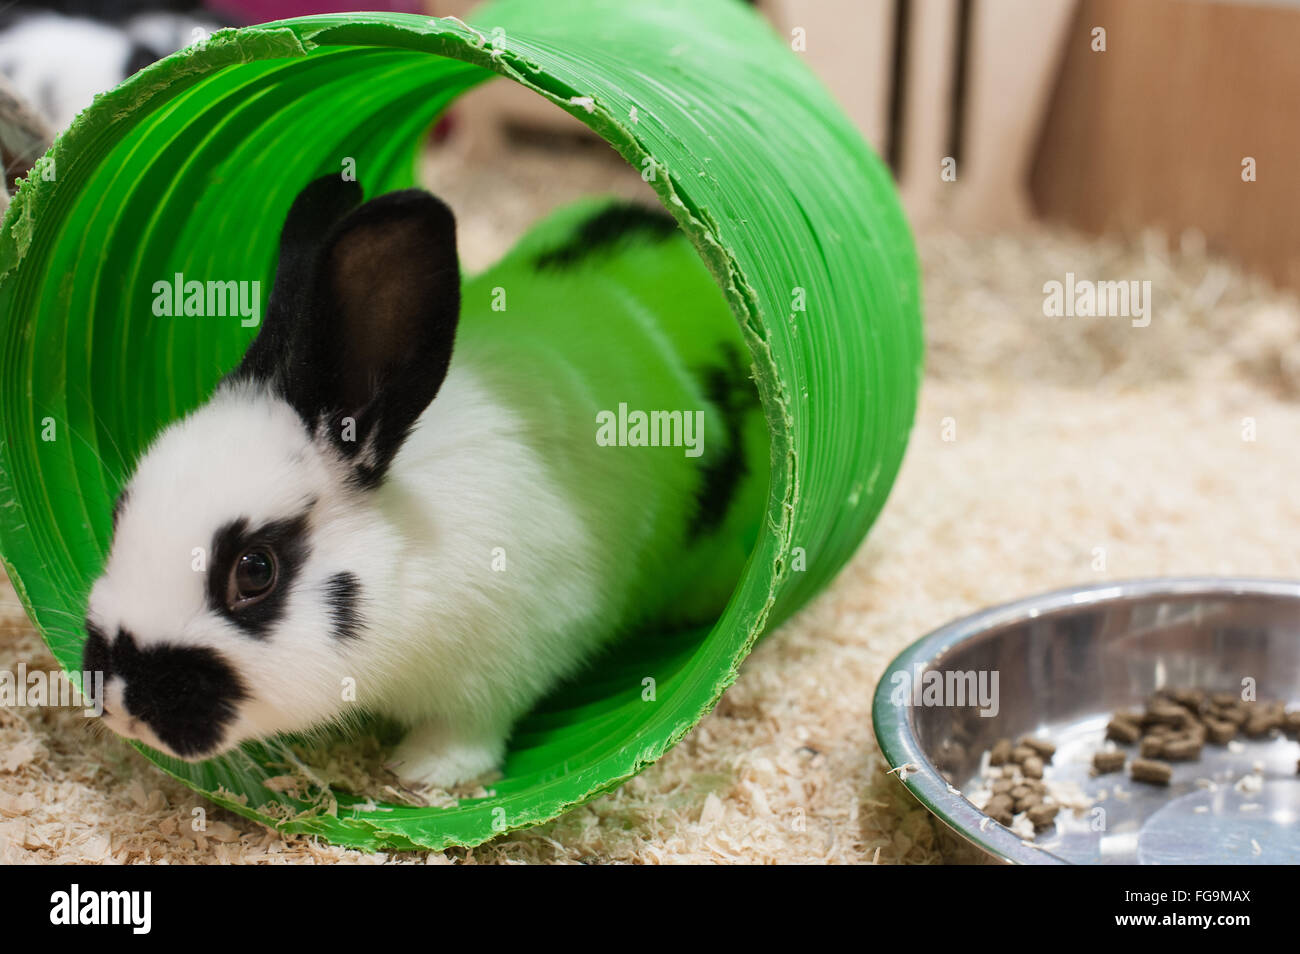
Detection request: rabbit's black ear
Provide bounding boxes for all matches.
[301,189,461,487]
[232,174,363,387]
[229,180,461,487]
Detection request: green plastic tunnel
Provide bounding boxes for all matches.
[0,0,922,850]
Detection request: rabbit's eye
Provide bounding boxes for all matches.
[228,547,277,608]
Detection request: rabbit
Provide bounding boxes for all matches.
[0,3,231,132]
[82,174,765,788]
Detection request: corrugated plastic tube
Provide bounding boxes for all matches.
[0,0,922,850]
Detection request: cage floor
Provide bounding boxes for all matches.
[3,136,1299,862]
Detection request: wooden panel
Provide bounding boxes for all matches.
[1031,0,1300,292]
[897,0,959,222]
[895,0,1077,226]
[763,0,895,153]
[949,0,1077,227]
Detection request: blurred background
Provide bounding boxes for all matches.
[425,0,1300,293]
[4,0,1298,294]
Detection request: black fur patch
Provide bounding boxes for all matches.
[227,175,363,394]
[82,620,113,687]
[110,627,247,758]
[110,487,130,532]
[323,572,363,641]
[690,343,758,540]
[227,177,461,491]
[533,203,678,271]
[124,42,161,77]
[206,513,310,637]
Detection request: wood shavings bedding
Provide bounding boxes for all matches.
[253,735,494,818]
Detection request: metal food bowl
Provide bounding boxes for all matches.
[873,578,1300,864]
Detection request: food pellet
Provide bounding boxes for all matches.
[985,794,1014,826]
[1014,793,1042,814]
[1092,750,1126,774]
[1162,737,1202,761]
[986,793,1014,815]
[1010,745,1036,765]
[1214,705,1247,727]
[1131,758,1173,785]
[1243,715,1277,738]
[1146,702,1192,727]
[1139,736,1164,758]
[1022,756,1044,779]
[1106,717,1141,744]
[1204,718,1236,744]
[989,738,1013,766]
[1171,688,1205,709]
[1020,736,1056,760]
[1026,802,1060,830]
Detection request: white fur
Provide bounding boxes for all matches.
[0,15,132,130]
[89,359,617,786]
[124,13,215,56]
[0,12,219,131]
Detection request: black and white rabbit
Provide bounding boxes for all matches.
[0,2,228,132]
[82,175,764,787]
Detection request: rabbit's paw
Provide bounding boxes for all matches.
[387,723,504,790]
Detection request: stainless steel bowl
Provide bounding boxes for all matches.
[873,578,1300,864]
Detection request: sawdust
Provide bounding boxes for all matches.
[2,135,1298,864]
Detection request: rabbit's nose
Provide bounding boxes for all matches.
[81,625,248,759]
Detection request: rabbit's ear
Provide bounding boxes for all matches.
[233,174,363,387]
[299,188,461,487]
[229,179,461,487]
